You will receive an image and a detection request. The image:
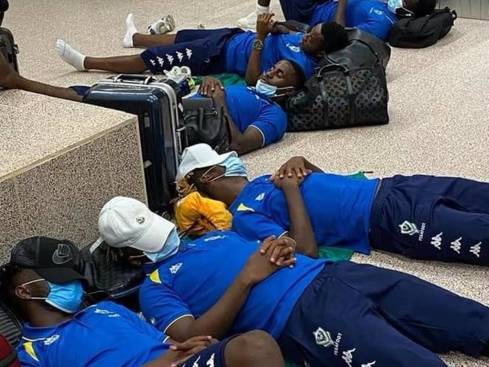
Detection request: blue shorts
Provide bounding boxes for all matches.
[141,28,242,75]
[279,262,489,367]
[180,338,231,367]
[279,0,327,23]
[370,175,489,265]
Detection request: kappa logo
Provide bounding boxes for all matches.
[166,54,174,65]
[149,59,156,66]
[206,353,215,367]
[450,237,462,254]
[185,48,193,60]
[52,243,72,265]
[191,356,201,367]
[430,232,443,250]
[399,221,419,236]
[176,51,184,62]
[43,334,60,346]
[170,262,183,274]
[342,348,356,367]
[361,362,377,367]
[286,43,301,53]
[313,327,334,348]
[470,242,481,258]
[255,193,265,201]
[157,56,164,67]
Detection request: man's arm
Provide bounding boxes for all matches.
[274,176,319,258]
[212,87,264,155]
[166,238,295,342]
[245,13,274,86]
[335,0,347,26]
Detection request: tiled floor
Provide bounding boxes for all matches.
[2,1,489,365]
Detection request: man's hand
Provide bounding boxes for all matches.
[241,236,296,285]
[259,236,297,266]
[199,77,224,97]
[145,336,218,367]
[272,156,312,180]
[272,173,304,190]
[256,13,275,39]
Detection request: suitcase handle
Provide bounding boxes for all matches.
[112,74,156,85]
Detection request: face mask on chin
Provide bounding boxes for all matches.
[387,0,414,16]
[143,228,181,263]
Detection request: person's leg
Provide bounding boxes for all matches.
[237,0,272,29]
[279,265,447,367]
[335,262,489,357]
[0,53,82,102]
[370,175,489,265]
[155,331,284,367]
[224,330,284,367]
[132,33,177,48]
[55,39,147,73]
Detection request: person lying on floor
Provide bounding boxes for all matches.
[176,143,489,267]
[2,236,285,367]
[55,13,348,84]
[97,195,489,367]
[237,0,437,41]
[0,53,301,155]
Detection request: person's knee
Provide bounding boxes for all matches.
[225,330,283,366]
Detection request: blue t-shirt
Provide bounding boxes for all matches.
[17,301,168,367]
[310,0,398,41]
[224,86,287,146]
[229,173,380,254]
[224,32,316,78]
[139,231,326,338]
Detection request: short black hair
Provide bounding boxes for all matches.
[321,22,349,54]
[413,0,436,16]
[286,59,306,87]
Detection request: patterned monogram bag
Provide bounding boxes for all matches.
[286,63,389,132]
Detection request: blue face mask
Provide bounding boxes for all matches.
[144,228,180,263]
[222,156,248,177]
[255,79,278,97]
[23,279,84,314]
[388,0,412,15]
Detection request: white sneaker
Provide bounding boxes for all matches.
[148,15,176,35]
[237,11,257,30]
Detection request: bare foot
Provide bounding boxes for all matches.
[0,53,19,89]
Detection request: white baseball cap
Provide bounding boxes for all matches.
[177,143,236,180]
[98,196,175,253]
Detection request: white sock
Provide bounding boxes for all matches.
[55,39,86,71]
[123,13,138,48]
[256,4,270,14]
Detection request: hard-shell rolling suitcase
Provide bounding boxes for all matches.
[83,74,191,213]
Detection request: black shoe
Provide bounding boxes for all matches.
[483,343,489,357]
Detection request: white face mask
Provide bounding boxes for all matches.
[255,79,278,97]
[387,0,414,15]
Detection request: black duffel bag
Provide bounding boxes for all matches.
[0,0,8,26]
[286,63,389,132]
[321,28,391,70]
[389,8,457,48]
[0,0,19,75]
[183,102,231,154]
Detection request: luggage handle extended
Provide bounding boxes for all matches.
[112,74,157,85]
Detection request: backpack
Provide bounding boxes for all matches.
[286,63,389,132]
[321,28,391,70]
[0,335,19,367]
[389,8,457,48]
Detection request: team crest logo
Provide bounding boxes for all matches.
[286,43,301,53]
[313,327,334,348]
[399,221,419,236]
[52,243,72,265]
